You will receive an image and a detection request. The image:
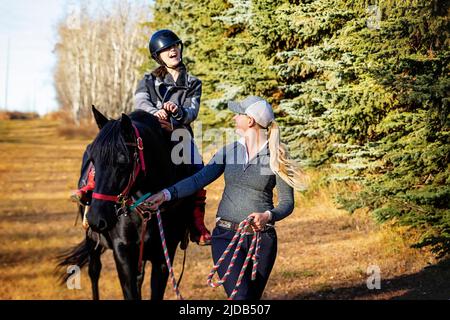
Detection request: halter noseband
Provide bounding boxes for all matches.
[91,124,146,208]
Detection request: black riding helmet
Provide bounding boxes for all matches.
[149,29,183,66]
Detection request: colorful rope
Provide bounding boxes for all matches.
[230,231,261,299]
[156,209,183,300]
[207,217,262,300]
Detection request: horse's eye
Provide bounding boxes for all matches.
[117,153,128,165]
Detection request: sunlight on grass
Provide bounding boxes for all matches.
[0,119,439,300]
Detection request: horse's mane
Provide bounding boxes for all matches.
[89,120,129,166]
[89,110,165,167]
[128,110,161,132]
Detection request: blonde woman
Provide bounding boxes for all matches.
[145,96,307,300]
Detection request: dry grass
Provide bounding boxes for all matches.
[56,123,98,140]
[0,111,40,121]
[0,118,446,300]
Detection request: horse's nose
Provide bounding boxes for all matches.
[97,218,108,232]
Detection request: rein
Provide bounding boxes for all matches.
[207,217,262,300]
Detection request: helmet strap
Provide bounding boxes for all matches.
[165,61,182,69]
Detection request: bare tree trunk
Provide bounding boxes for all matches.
[54,0,150,123]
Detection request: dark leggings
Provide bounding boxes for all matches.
[211,226,277,300]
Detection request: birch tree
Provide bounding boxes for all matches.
[54,0,150,123]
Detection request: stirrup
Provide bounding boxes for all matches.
[82,205,90,230]
[70,192,83,205]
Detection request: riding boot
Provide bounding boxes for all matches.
[71,166,95,205]
[190,189,212,246]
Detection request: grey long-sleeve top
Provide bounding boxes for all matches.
[134,71,202,126]
[166,140,295,224]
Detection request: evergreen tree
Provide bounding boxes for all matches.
[143,0,233,127]
[147,0,450,256]
[150,0,280,124]
[270,0,449,256]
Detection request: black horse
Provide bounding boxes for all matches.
[58,106,193,300]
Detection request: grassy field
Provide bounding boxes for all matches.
[0,118,448,300]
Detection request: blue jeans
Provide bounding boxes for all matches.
[211,226,278,300]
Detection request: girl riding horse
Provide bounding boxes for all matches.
[72,29,211,246]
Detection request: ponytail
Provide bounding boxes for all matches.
[151,65,167,78]
[268,121,309,191]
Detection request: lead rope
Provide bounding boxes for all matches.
[207,217,261,300]
[132,194,183,300]
[156,209,183,300]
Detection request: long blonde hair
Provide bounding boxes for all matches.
[267,121,309,191]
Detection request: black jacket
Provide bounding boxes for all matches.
[134,67,202,128]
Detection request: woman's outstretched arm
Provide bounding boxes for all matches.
[144,144,229,210]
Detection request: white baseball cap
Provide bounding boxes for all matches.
[228,96,275,128]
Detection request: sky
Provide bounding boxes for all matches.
[0,0,151,115]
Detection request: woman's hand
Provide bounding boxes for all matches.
[163,101,179,114]
[155,109,168,120]
[144,192,166,211]
[247,212,271,232]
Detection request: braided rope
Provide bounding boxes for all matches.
[230,231,261,299]
[207,217,262,300]
[156,209,183,300]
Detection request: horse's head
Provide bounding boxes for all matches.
[86,106,140,232]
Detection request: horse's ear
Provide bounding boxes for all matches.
[120,113,133,134]
[92,105,109,129]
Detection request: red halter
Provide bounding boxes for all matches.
[92,124,146,206]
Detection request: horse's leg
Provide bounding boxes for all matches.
[150,260,169,300]
[88,245,102,300]
[137,261,146,299]
[112,241,141,300]
[150,241,178,300]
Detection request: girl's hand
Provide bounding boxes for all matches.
[247,212,271,232]
[155,109,168,120]
[163,101,179,114]
[144,192,166,211]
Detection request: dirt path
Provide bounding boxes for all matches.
[0,118,446,300]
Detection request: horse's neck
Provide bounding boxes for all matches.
[142,137,177,191]
[129,114,178,190]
